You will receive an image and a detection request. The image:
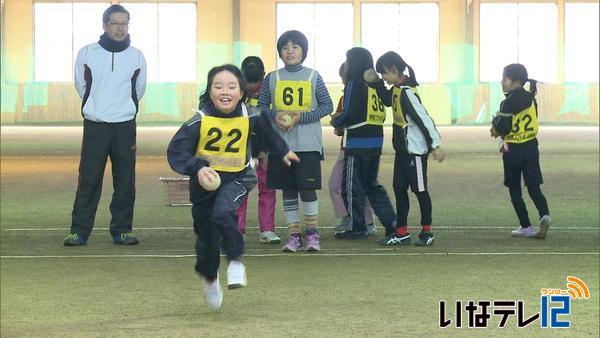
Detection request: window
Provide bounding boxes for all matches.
[479,3,558,83]
[34,2,108,82]
[122,2,197,82]
[276,3,354,83]
[361,3,439,83]
[34,2,196,83]
[565,2,599,82]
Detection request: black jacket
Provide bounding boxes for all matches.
[492,87,538,148]
[332,80,385,156]
[167,102,289,202]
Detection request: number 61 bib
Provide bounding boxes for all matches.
[274,70,313,112]
[195,106,249,172]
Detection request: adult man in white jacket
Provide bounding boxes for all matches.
[64,4,147,246]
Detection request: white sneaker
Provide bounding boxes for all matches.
[534,215,551,239]
[511,226,537,238]
[202,275,223,311]
[227,260,247,289]
[259,231,281,244]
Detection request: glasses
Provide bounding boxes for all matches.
[108,22,129,28]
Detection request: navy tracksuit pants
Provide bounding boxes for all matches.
[342,154,396,234]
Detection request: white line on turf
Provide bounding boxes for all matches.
[1,252,598,259]
[2,156,167,159]
[3,226,597,231]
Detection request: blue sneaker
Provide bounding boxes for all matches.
[113,233,139,245]
[63,233,87,246]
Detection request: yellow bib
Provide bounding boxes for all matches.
[247,97,259,107]
[504,103,539,143]
[392,87,408,127]
[366,87,385,126]
[195,106,249,172]
[274,71,313,112]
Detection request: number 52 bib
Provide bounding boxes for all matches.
[195,105,249,172]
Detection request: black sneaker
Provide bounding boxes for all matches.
[63,233,87,246]
[334,230,369,240]
[113,233,139,245]
[415,231,434,246]
[378,234,411,246]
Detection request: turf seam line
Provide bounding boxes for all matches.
[3,226,598,231]
[1,252,598,259]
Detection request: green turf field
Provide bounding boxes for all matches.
[1,126,599,337]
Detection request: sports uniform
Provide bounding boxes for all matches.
[372,80,441,246]
[167,102,289,280]
[332,79,396,238]
[492,86,550,237]
[259,62,333,251]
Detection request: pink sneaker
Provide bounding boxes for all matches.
[282,233,303,252]
[305,230,320,252]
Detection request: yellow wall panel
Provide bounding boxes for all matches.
[0,0,597,123]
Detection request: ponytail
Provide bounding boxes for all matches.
[405,64,420,87]
[527,79,537,97]
[376,51,420,87]
[503,63,537,95]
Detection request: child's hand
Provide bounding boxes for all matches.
[282,151,300,166]
[490,126,500,138]
[329,111,342,127]
[363,69,380,83]
[197,166,221,191]
[275,111,300,132]
[334,128,344,136]
[275,111,291,131]
[289,111,301,130]
[431,147,445,163]
[197,167,216,182]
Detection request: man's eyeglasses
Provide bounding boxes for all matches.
[109,22,129,28]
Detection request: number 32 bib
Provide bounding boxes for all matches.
[195,106,249,172]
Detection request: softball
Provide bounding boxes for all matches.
[200,171,221,191]
[280,114,293,128]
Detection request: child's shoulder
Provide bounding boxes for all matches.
[185,111,202,126]
[276,65,318,75]
[399,86,425,106]
[398,85,418,96]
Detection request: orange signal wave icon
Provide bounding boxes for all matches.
[566,276,590,299]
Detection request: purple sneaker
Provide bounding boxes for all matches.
[305,230,320,252]
[282,233,303,252]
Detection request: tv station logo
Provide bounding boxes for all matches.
[439,276,590,329]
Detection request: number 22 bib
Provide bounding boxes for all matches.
[195,105,249,172]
